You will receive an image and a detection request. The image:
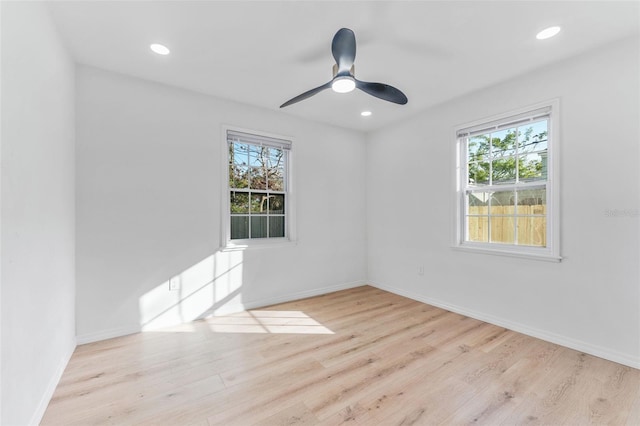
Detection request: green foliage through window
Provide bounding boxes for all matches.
[228,135,289,240]
[467,120,548,186]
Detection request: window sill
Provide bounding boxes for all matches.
[452,245,562,262]
[222,238,297,251]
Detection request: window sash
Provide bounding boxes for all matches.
[227,130,291,151]
[462,168,549,245]
[457,107,551,138]
[463,183,548,247]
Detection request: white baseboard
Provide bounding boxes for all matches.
[231,280,366,313]
[370,281,640,370]
[77,324,141,345]
[29,337,77,426]
[76,280,366,343]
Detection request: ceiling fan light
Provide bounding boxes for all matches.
[332,77,356,93]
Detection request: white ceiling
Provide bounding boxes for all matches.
[48,1,639,132]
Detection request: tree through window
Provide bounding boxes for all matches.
[227,130,290,240]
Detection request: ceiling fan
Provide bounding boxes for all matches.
[280,28,408,108]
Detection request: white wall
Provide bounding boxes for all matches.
[1,2,76,425]
[366,37,640,367]
[75,66,367,341]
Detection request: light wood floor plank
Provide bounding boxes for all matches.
[41,285,640,425]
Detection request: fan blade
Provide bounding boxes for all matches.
[280,81,332,108]
[331,28,356,74]
[355,79,408,105]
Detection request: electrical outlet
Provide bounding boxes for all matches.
[169,276,181,291]
[417,266,424,276]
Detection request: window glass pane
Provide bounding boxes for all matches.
[268,167,285,191]
[251,216,268,238]
[490,190,515,215]
[467,216,488,242]
[519,152,547,182]
[468,136,490,185]
[491,156,517,184]
[269,216,285,238]
[249,145,268,167]
[490,216,515,244]
[517,216,546,247]
[249,167,267,190]
[267,148,285,168]
[467,191,490,215]
[489,191,515,243]
[491,128,517,157]
[230,192,249,213]
[469,160,489,185]
[517,188,546,215]
[229,165,248,189]
[250,193,268,214]
[231,143,249,166]
[519,120,548,154]
[269,194,285,214]
[230,216,249,239]
[468,135,489,162]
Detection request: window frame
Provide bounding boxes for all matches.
[221,126,296,250]
[453,99,561,262]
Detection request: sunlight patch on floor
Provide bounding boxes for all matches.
[206,310,334,334]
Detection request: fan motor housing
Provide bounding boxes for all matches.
[333,64,355,77]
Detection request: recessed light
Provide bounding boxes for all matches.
[361,111,372,117]
[536,26,561,40]
[150,43,170,55]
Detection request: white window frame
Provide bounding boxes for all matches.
[221,125,296,250]
[453,99,561,262]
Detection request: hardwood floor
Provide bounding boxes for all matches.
[42,286,640,425]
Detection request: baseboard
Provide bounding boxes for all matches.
[29,337,77,426]
[77,280,366,343]
[76,324,141,345]
[238,280,367,312]
[370,281,640,370]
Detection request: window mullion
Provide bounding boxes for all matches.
[467,181,546,193]
[514,189,519,245]
[463,173,469,242]
[489,134,493,186]
[248,199,252,239]
[515,125,520,185]
[487,189,492,243]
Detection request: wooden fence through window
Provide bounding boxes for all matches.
[467,205,546,247]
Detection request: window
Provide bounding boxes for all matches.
[455,101,560,260]
[224,129,293,245]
